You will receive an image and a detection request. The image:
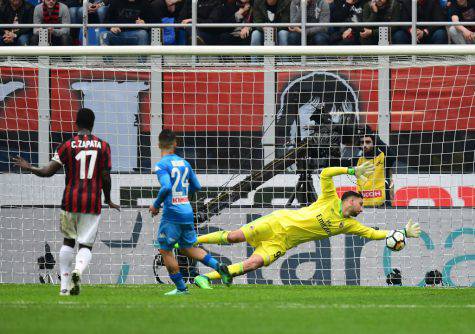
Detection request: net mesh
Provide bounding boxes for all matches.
[0,53,474,286]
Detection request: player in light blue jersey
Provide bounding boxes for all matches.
[149,129,232,295]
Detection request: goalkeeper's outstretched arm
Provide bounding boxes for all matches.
[319,162,375,200]
[346,221,389,240]
[346,219,421,240]
[319,167,352,200]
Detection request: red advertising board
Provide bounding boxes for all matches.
[1,66,473,132]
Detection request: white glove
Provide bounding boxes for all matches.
[354,161,375,183]
[404,219,421,238]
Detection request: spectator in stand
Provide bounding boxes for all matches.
[31,0,71,46]
[448,0,475,44]
[288,0,331,45]
[150,0,188,45]
[151,0,187,22]
[78,0,110,24]
[439,0,450,16]
[360,0,403,45]
[251,0,291,46]
[395,0,448,44]
[103,0,152,46]
[329,0,366,45]
[342,130,396,207]
[60,1,81,24]
[218,0,252,45]
[177,0,226,45]
[0,0,34,46]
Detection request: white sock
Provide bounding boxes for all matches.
[75,247,92,275]
[59,245,74,291]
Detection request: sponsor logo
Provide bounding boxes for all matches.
[361,190,382,198]
[316,214,331,235]
[339,222,344,229]
[172,196,189,204]
[171,160,185,167]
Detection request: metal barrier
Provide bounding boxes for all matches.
[0,0,475,46]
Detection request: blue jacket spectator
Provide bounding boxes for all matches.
[150,0,188,44]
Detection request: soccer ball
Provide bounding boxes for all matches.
[386,230,406,252]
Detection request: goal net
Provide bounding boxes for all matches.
[0,46,474,287]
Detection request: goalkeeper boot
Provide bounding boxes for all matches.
[164,288,189,296]
[70,269,81,296]
[194,275,213,289]
[218,263,233,287]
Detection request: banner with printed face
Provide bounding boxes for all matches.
[1,66,473,173]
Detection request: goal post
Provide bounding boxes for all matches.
[0,45,474,286]
[1,45,475,56]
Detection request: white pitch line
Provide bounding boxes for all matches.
[1,301,474,310]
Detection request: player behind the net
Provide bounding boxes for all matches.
[192,163,421,288]
[13,108,120,296]
[148,129,232,295]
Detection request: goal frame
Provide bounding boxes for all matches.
[0,45,474,57]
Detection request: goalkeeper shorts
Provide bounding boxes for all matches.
[240,214,287,266]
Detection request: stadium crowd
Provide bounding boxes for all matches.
[0,0,474,46]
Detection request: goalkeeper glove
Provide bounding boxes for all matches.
[404,219,421,238]
[353,161,375,183]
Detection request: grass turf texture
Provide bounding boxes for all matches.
[1,284,473,334]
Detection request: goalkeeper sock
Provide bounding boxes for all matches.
[200,254,219,271]
[204,271,221,280]
[74,247,92,275]
[204,262,245,281]
[59,245,74,291]
[170,272,187,291]
[228,262,244,276]
[197,230,230,245]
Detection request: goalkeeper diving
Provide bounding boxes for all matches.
[193,162,421,289]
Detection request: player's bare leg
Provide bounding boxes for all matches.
[180,247,233,288]
[59,238,75,296]
[160,249,189,295]
[70,244,92,296]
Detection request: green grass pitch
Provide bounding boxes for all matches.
[1,284,473,334]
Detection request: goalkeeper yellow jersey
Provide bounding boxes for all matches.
[272,167,388,249]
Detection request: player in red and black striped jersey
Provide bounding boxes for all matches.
[54,131,111,214]
[13,108,119,296]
